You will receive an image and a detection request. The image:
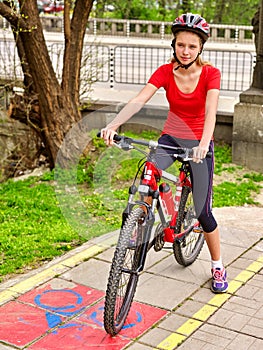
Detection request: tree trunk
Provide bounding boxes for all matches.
[1,0,94,169]
[18,0,74,168]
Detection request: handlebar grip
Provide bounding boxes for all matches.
[206,151,212,158]
[113,134,122,142]
[97,132,122,142]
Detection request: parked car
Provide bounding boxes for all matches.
[43,1,64,14]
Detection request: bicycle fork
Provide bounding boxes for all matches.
[136,208,155,274]
[121,196,156,275]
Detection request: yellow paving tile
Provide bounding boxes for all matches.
[234,270,255,283]
[208,292,231,307]
[157,333,186,350]
[246,261,263,273]
[0,289,18,304]
[193,304,218,321]
[227,280,243,294]
[176,318,202,336]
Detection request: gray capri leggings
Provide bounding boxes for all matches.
[155,134,217,233]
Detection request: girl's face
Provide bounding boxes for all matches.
[175,31,202,65]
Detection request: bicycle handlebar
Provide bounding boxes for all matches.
[97,132,212,158]
[97,132,151,146]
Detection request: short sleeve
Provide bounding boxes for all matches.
[206,66,221,90]
[148,64,172,89]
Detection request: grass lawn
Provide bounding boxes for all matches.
[0,130,262,282]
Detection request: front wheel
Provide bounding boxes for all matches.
[173,186,204,266]
[104,207,146,336]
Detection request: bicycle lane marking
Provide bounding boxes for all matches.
[0,237,116,305]
[155,255,263,350]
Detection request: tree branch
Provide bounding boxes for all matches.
[62,0,93,114]
[0,2,28,30]
[72,0,94,86]
[61,0,72,97]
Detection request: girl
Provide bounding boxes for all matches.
[101,13,228,293]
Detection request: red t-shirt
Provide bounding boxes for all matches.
[148,63,221,140]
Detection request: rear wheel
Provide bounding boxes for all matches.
[104,207,146,336]
[173,186,204,266]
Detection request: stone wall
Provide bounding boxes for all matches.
[0,111,39,179]
[83,102,233,145]
[233,88,263,172]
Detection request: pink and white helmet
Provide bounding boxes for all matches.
[172,13,210,42]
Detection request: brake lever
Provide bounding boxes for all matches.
[116,137,133,151]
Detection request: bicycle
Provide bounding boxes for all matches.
[101,134,210,336]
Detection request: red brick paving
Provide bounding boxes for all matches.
[0,283,167,349]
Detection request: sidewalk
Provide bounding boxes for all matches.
[0,206,262,349]
[89,84,240,115]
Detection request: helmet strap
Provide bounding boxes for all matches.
[173,52,201,71]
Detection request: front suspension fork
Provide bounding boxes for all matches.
[136,207,155,273]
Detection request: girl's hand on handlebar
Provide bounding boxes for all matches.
[192,146,208,163]
[100,128,117,146]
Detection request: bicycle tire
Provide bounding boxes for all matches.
[173,185,205,266]
[104,206,146,336]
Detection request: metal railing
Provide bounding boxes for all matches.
[105,46,255,91]
[0,39,255,92]
[87,18,254,44]
[0,16,255,44]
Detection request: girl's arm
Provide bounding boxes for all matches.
[101,83,158,145]
[193,89,219,162]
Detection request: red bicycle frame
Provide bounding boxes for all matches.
[140,158,197,244]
